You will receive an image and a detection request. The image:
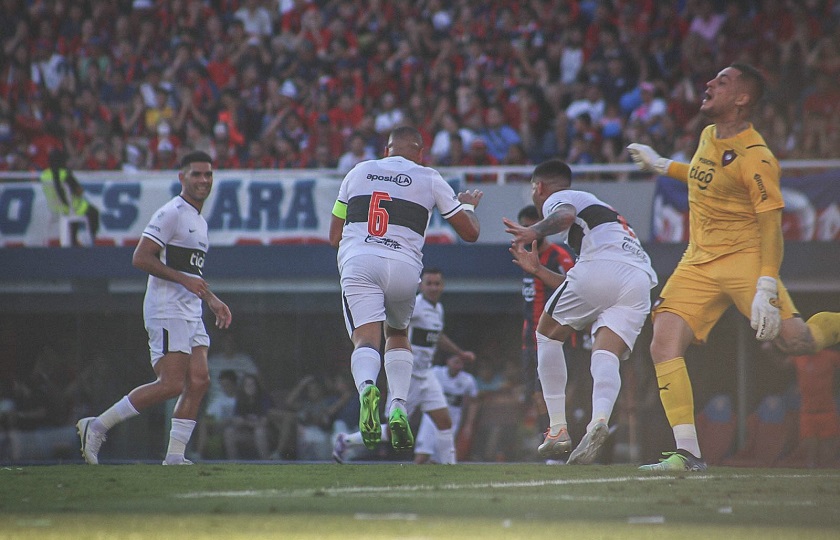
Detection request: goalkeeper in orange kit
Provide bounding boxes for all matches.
[627,62,840,471]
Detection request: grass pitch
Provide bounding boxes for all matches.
[2,463,839,539]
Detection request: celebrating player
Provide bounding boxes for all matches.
[628,63,840,471]
[77,151,232,465]
[504,159,657,465]
[332,268,476,464]
[329,126,481,452]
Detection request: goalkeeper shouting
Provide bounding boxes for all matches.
[627,63,840,472]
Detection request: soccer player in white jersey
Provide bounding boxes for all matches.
[329,126,482,451]
[504,159,657,464]
[77,151,232,465]
[414,354,479,464]
[332,268,476,463]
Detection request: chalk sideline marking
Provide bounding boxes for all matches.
[176,473,834,502]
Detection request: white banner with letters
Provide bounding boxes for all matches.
[0,171,464,247]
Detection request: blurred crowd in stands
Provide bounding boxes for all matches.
[1,0,838,176]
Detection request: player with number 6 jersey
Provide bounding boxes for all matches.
[329,126,481,453]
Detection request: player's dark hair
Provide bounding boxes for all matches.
[518,205,539,222]
[421,267,443,277]
[730,62,765,108]
[389,125,424,148]
[219,369,237,383]
[180,150,213,169]
[532,159,572,187]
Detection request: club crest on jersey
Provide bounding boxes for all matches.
[722,150,737,166]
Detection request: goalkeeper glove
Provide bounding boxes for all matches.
[750,276,781,341]
[627,143,672,175]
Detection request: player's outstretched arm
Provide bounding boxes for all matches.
[510,240,566,290]
[627,143,689,182]
[503,204,575,247]
[446,190,483,242]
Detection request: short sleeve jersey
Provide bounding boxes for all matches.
[141,195,208,321]
[541,190,657,285]
[336,156,463,271]
[409,293,444,374]
[522,243,577,350]
[683,124,783,265]
[432,365,479,411]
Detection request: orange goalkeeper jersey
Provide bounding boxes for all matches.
[678,124,783,265]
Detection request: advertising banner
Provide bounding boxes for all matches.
[651,169,840,243]
[0,171,463,247]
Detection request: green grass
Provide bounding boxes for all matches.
[2,463,839,539]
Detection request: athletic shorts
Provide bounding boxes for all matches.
[653,250,797,342]
[404,370,448,418]
[146,318,209,367]
[799,411,840,439]
[545,259,652,359]
[339,255,421,337]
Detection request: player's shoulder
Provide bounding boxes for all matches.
[740,127,778,160]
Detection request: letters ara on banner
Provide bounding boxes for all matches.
[0,173,461,248]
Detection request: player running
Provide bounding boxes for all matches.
[329,126,481,452]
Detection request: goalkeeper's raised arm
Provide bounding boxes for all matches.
[626,143,690,182]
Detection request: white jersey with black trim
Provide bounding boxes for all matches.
[336,156,463,271]
[431,365,478,428]
[141,195,208,321]
[408,293,444,375]
[542,190,657,286]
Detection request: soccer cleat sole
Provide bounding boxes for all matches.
[567,422,609,465]
[388,409,414,451]
[359,386,381,450]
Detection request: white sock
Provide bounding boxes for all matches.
[345,423,390,447]
[589,350,621,431]
[345,431,364,447]
[383,348,413,402]
[536,332,567,432]
[351,346,381,393]
[94,395,139,432]
[435,428,456,464]
[674,424,702,458]
[165,418,196,459]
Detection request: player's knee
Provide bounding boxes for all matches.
[189,372,211,395]
[159,377,186,399]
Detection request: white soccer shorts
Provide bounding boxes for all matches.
[339,255,421,337]
[404,370,448,418]
[545,259,651,358]
[145,318,210,366]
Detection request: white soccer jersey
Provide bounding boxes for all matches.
[141,195,208,321]
[408,293,444,374]
[542,190,657,285]
[431,364,478,429]
[336,156,464,271]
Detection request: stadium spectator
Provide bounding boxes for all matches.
[223,373,273,460]
[0,0,835,173]
[195,369,238,459]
